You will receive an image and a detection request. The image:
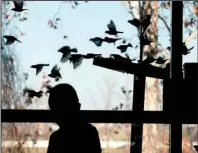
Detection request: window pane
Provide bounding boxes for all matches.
[2,123,131,153]
[142,124,169,153]
[182,124,198,153]
[182,1,198,64]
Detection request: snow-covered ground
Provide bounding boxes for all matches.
[2,140,130,149]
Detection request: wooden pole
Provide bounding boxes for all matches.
[169,1,183,153]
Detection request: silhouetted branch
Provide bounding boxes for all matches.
[158,14,170,34]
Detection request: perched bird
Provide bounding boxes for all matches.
[105,20,123,36]
[11,1,28,12]
[138,54,156,64]
[69,54,84,69]
[83,53,102,59]
[193,145,198,152]
[23,88,43,98]
[3,35,21,45]
[48,65,62,81]
[142,14,152,34]
[31,64,49,75]
[128,18,141,28]
[58,45,78,63]
[89,37,104,47]
[166,42,194,55]
[104,37,121,45]
[155,56,168,65]
[182,42,194,55]
[117,43,133,53]
[110,54,133,63]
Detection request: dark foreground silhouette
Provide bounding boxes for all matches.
[47,83,102,153]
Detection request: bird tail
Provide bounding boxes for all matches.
[117,31,124,33]
[44,64,50,66]
[16,39,22,43]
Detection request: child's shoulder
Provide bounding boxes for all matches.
[82,123,99,134]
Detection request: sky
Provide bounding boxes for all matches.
[3,1,197,110]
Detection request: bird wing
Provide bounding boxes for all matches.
[51,65,58,73]
[3,35,10,39]
[94,39,103,46]
[108,20,117,31]
[73,56,83,69]
[5,40,14,45]
[36,66,43,75]
[60,52,71,63]
[58,46,70,53]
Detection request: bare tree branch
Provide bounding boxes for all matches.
[158,14,170,34]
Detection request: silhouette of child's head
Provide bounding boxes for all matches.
[48,83,81,114]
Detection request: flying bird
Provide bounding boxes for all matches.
[104,37,121,45]
[11,1,28,12]
[31,64,49,75]
[23,88,43,99]
[128,14,151,34]
[58,45,78,63]
[193,145,198,152]
[83,53,102,59]
[128,18,141,28]
[117,43,133,53]
[48,65,62,81]
[3,35,21,45]
[105,20,123,36]
[69,54,84,69]
[89,37,104,47]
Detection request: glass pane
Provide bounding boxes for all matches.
[2,123,131,153]
[182,124,198,153]
[182,1,198,63]
[1,1,136,110]
[142,124,169,153]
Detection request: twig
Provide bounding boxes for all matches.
[158,14,170,34]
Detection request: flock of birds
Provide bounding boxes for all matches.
[2,1,195,105]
